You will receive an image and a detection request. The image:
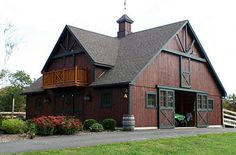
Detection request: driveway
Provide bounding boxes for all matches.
[1,127,236,154]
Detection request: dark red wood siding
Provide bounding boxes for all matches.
[131,86,157,127]
[26,94,53,119]
[26,86,128,126]
[95,66,109,79]
[83,86,128,126]
[132,26,223,127]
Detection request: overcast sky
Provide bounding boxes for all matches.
[0,0,235,94]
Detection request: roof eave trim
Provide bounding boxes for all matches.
[94,63,114,68]
[90,82,130,87]
[21,90,45,95]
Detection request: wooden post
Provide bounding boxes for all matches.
[11,97,15,118]
[75,66,78,83]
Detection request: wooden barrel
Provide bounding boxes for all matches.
[122,114,135,131]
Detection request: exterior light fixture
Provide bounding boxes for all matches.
[84,95,91,101]
[124,89,128,99]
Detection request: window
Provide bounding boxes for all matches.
[160,90,174,108]
[146,92,157,108]
[100,92,112,108]
[208,98,214,111]
[197,94,208,110]
[35,97,43,113]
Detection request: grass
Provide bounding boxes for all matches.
[10,132,236,155]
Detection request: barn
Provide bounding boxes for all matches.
[23,14,226,129]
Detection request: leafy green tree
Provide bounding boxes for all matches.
[9,70,32,88]
[0,70,32,112]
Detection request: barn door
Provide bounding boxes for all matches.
[54,95,64,115]
[74,94,84,120]
[181,56,191,88]
[63,94,74,115]
[196,93,208,127]
[159,89,175,129]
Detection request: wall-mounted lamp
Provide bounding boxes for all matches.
[43,97,51,104]
[124,89,128,99]
[84,95,91,101]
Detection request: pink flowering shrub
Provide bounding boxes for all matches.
[33,116,81,135]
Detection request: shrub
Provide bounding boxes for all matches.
[1,119,27,134]
[84,119,97,130]
[90,123,104,132]
[25,120,38,138]
[33,116,81,135]
[53,116,81,135]
[33,116,55,135]
[102,118,117,130]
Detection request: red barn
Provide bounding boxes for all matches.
[24,14,226,129]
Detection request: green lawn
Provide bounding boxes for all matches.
[12,132,236,155]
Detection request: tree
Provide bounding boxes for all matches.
[9,70,32,88]
[0,86,25,111]
[0,70,32,112]
[223,94,236,111]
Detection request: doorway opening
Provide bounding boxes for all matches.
[175,91,196,127]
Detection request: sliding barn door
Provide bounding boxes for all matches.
[196,93,208,127]
[159,89,175,129]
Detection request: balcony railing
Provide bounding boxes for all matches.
[43,66,88,89]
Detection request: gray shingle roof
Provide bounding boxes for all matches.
[68,26,120,66]
[22,77,44,94]
[91,20,187,86]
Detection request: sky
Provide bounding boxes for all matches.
[0,0,236,94]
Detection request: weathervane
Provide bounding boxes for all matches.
[124,0,126,13]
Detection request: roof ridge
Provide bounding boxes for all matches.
[67,25,118,40]
[119,20,188,40]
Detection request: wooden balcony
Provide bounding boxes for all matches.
[43,66,88,89]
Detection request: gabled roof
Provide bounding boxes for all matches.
[90,20,187,86]
[24,19,226,96]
